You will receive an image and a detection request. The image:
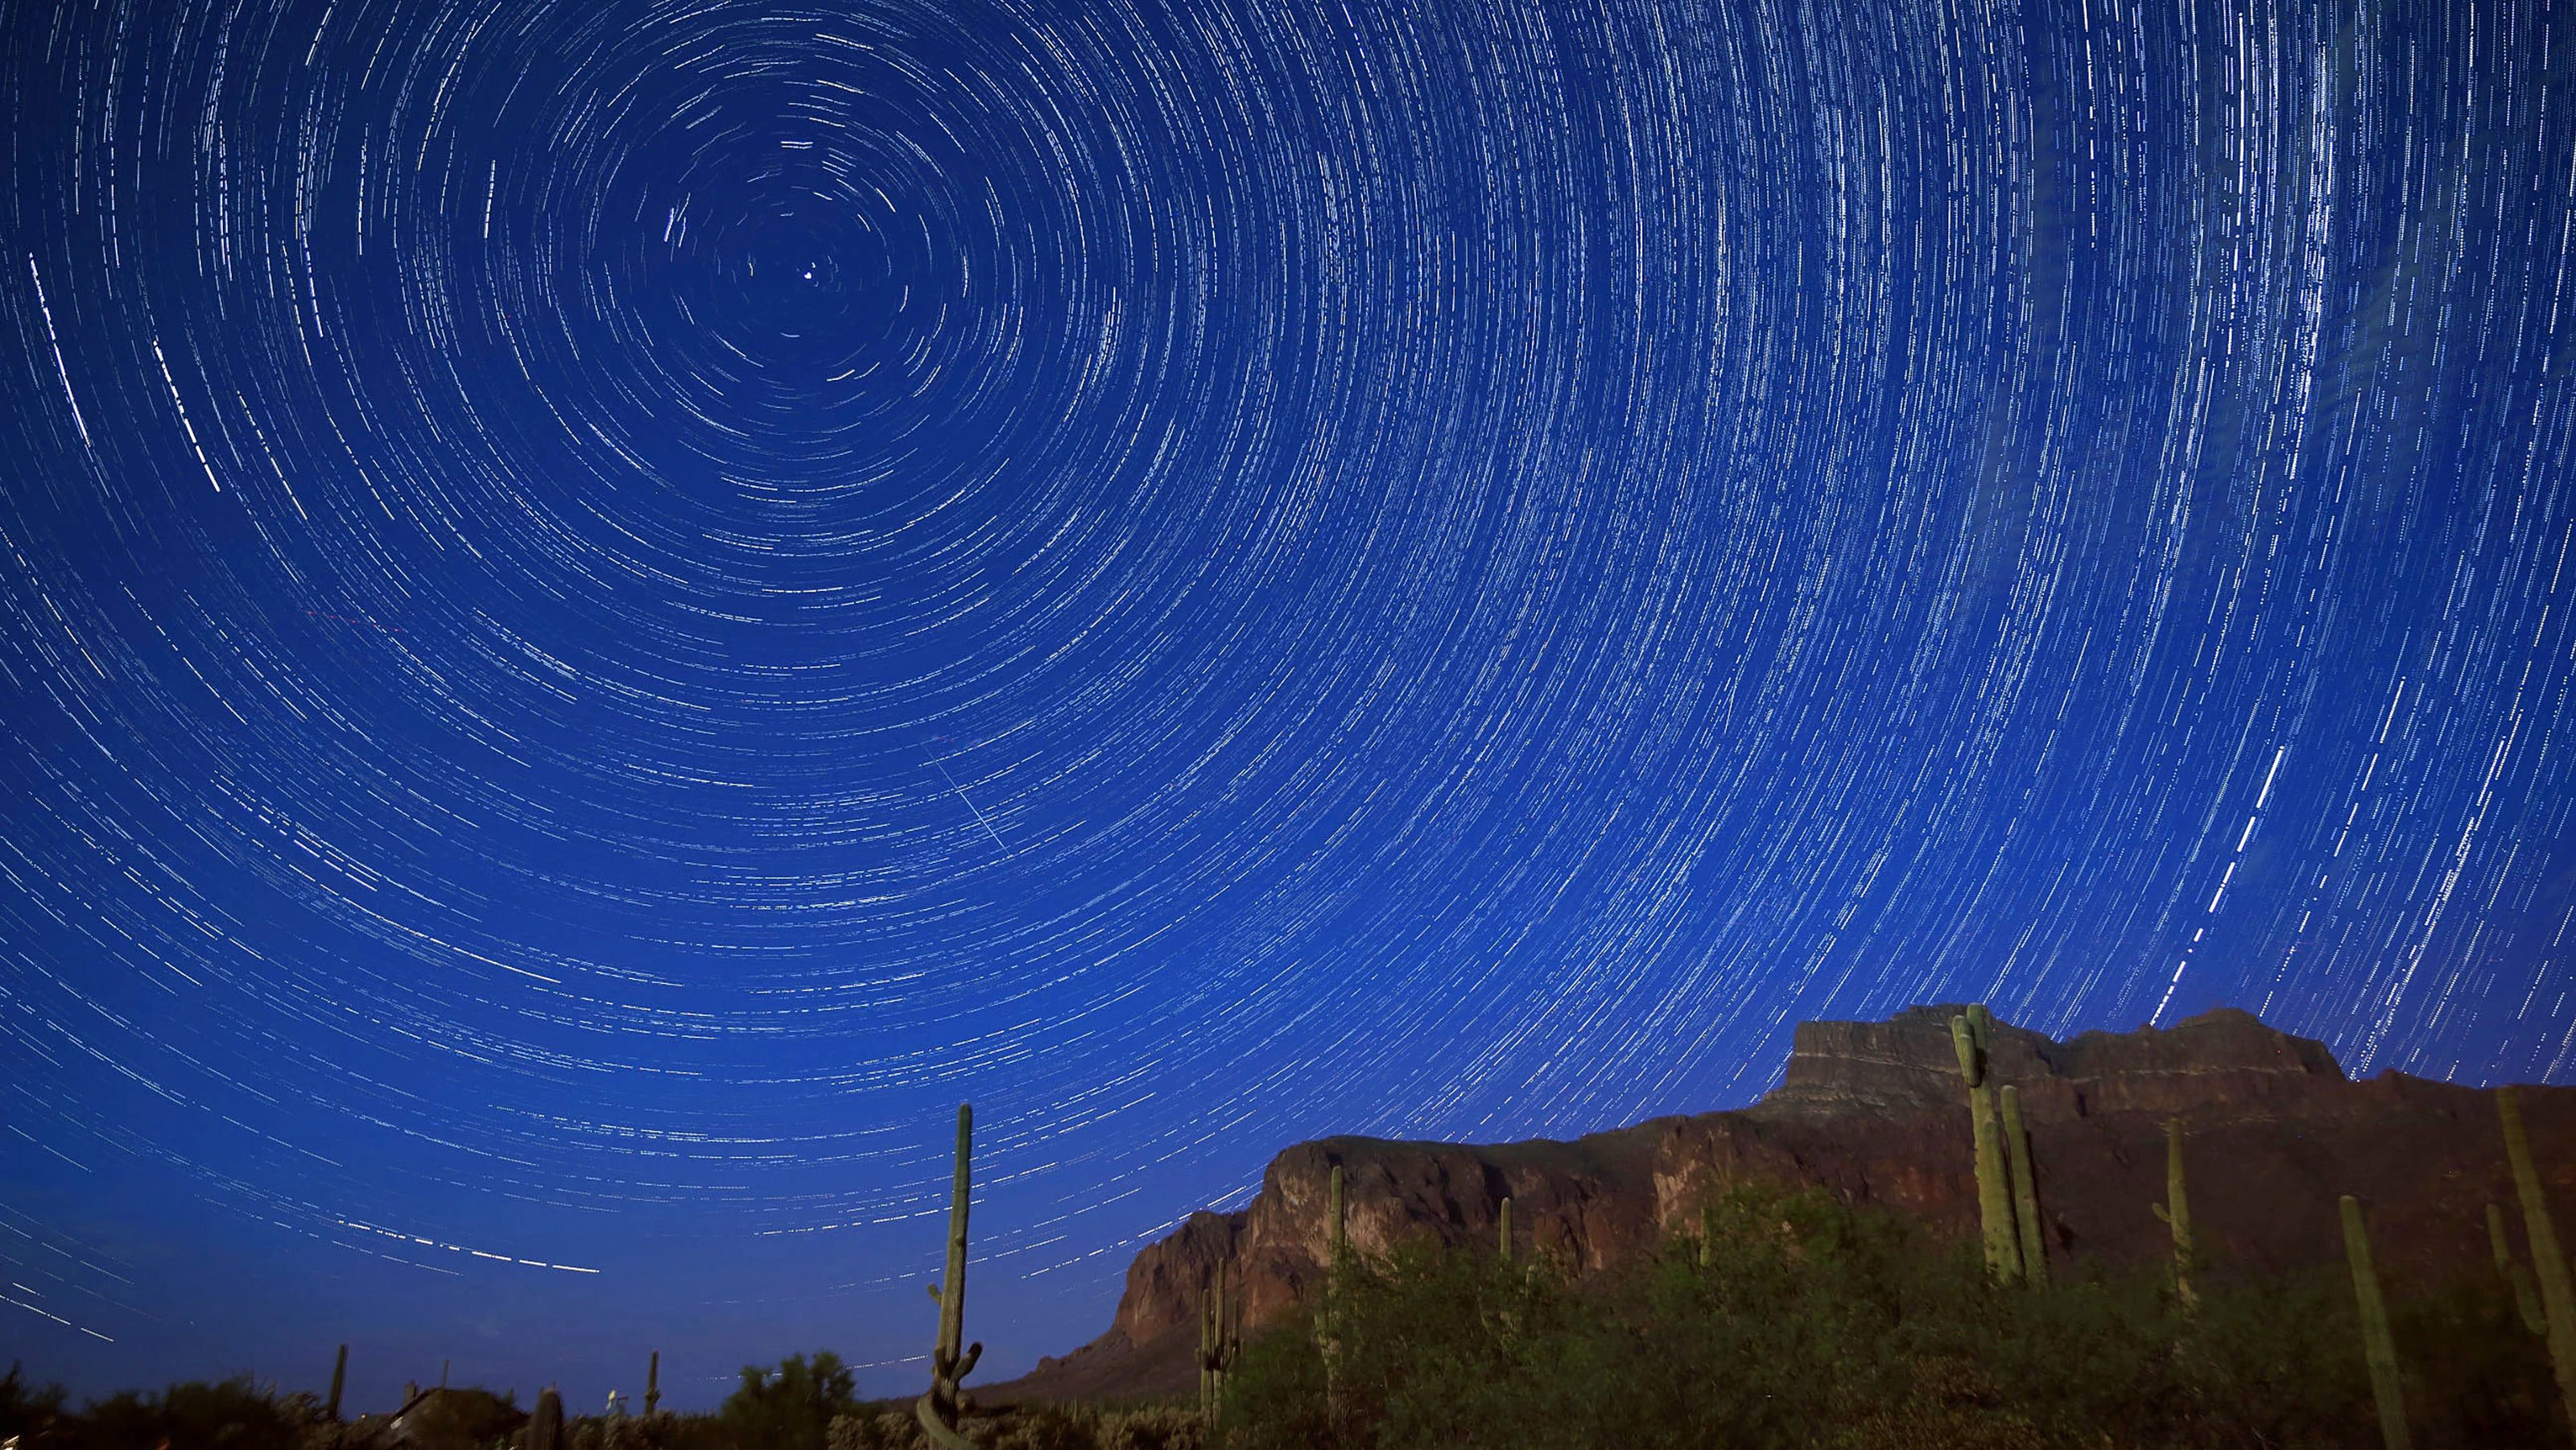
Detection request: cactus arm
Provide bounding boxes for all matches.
[2500,1087,2576,1434]
[915,1394,980,1450]
[325,1343,347,1421]
[2341,1196,2413,1450]
[2490,1200,2549,1336]
[2001,1085,2047,1285]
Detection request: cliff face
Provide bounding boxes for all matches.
[1757,1006,2345,1123]
[997,1006,2573,1402]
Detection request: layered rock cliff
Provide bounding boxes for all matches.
[993,1006,2573,1402]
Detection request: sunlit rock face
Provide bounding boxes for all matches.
[995,1006,2570,1404]
[1757,1005,2349,1124]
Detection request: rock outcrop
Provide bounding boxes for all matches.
[991,1006,2572,1402]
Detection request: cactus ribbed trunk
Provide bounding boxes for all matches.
[1324,1163,1346,1430]
[2000,1084,2046,1285]
[2154,1118,2196,1311]
[644,1350,659,1418]
[1951,1009,2019,1283]
[1199,1263,1240,1430]
[1498,1196,1513,1262]
[2490,1202,2549,1336]
[2500,1087,2576,1438]
[325,1344,346,1421]
[525,1386,564,1450]
[2341,1197,2411,1450]
[916,1104,982,1450]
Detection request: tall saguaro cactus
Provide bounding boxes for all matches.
[1199,1263,1241,1429]
[1950,1009,2019,1283]
[324,1344,347,1421]
[1323,1163,1347,1428]
[2151,1118,2197,1311]
[2341,1197,2411,1450]
[2000,1084,2046,1285]
[1329,1163,1348,1270]
[2500,1087,2576,1437]
[917,1105,983,1450]
[643,1350,660,1418]
[1497,1196,1513,1262]
[525,1386,565,1450]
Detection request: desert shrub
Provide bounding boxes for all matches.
[613,1411,737,1450]
[722,1353,861,1450]
[828,1408,924,1450]
[43,1375,307,1450]
[2,1362,71,1444]
[1088,1405,1199,1450]
[822,1400,1206,1450]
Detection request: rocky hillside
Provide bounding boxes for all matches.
[988,1006,2574,1402]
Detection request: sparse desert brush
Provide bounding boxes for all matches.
[1210,1179,2562,1450]
[826,1402,1202,1450]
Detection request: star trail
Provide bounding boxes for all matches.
[3,0,2573,1411]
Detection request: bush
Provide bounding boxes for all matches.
[1,1363,69,1445]
[824,1401,1203,1450]
[722,1353,861,1450]
[29,1375,308,1450]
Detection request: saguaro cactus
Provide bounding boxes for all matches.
[324,1344,347,1421]
[1329,1163,1348,1269]
[524,1386,564,1450]
[1323,1163,1347,1427]
[1498,1196,1513,1262]
[1950,1008,2019,1283]
[644,1350,660,1418]
[916,1104,983,1450]
[2000,1084,2046,1285]
[2490,1202,2549,1336]
[1199,1264,1241,1428]
[2341,1197,2411,1450]
[2500,1086,2576,1436]
[2151,1118,2197,1311]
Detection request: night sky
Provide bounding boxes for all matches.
[3,0,2573,1415]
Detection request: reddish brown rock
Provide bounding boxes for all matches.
[986,1006,2574,1404]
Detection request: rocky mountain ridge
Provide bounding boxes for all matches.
[990,1006,2573,1402]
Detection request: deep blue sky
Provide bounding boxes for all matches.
[3,0,2572,1415]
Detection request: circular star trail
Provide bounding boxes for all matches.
[3,0,2572,1407]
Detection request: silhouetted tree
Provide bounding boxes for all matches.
[720,1352,859,1450]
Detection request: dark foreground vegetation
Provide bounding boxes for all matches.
[5,1182,2561,1450]
[1220,1183,2561,1450]
[0,1353,1204,1450]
